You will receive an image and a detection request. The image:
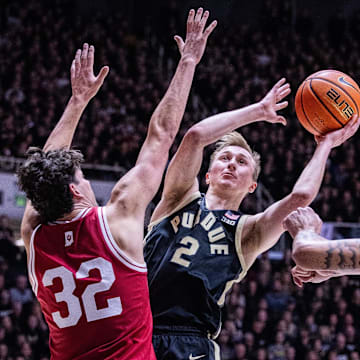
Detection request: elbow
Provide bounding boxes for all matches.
[148,120,177,148]
[289,190,313,207]
[184,126,205,146]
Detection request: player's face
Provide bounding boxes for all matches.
[206,146,257,194]
[73,168,98,206]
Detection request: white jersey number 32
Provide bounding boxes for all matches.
[42,257,122,328]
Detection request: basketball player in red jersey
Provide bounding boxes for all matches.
[17,8,216,359]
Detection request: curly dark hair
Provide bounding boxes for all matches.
[17,147,84,223]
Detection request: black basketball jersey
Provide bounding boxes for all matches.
[144,192,248,337]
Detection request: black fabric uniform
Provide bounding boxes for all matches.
[144,193,248,360]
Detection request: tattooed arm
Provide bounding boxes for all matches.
[284,207,360,274]
[292,232,360,273]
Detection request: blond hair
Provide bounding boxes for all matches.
[209,132,261,181]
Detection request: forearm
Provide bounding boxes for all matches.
[291,141,332,203]
[190,102,265,146]
[293,231,360,273]
[43,97,87,151]
[148,57,197,140]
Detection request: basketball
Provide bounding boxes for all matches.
[295,70,360,135]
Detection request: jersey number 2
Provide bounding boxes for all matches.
[42,257,122,328]
[170,236,199,267]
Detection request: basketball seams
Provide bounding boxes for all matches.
[307,77,360,113]
[308,71,360,94]
[295,70,360,135]
[309,79,345,127]
[299,82,322,135]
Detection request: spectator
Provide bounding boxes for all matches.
[9,275,33,305]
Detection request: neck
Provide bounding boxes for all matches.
[57,199,95,221]
[205,187,245,211]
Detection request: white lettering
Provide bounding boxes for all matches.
[171,216,181,233]
[210,244,229,255]
[208,227,226,243]
[182,212,195,228]
[201,212,216,231]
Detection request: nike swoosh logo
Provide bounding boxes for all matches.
[189,354,206,360]
[338,76,358,91]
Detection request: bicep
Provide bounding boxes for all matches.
[162,132,203,202]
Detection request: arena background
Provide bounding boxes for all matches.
[1,0,360,359]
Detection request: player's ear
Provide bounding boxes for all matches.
[248,182,257,193]
[205,172,210,185]
[69,183,82,198]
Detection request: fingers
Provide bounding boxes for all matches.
[186,7,217,38]
[348,113,358,125]
[292,274,303,288]
[284,207,323,235]
[186,9,195,34]
[275,101,288,111]
[73,43,95,78]
[81,43,89,68]
[194,7,203,24]
[276,115,287,126]
[346,114,360,134]
[95,66,109,87]
[74,48,81,78]
[199,10,209,32]
[277,84,291,100]
[204,20,217,39]
[343,114,359,134]
[88,45,95,70]
[174,35,185,52]
[70,60,75,83]
[273,77,286,90]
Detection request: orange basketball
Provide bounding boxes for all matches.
[295,70,360,135]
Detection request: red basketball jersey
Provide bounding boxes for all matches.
[27,207,156,360]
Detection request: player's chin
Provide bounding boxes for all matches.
[218,178,238,189]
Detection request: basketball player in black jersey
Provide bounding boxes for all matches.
[144,77,360,359]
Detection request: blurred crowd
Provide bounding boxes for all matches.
[220,253,360,360]
[1,0,360,358]
[1,0,360,221]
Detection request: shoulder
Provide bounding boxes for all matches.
[149,192,201,231]
[21,204,42,252]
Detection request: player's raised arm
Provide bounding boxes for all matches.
[44,43,109,151]
[107,8,217,216]
[241,115,360,268]
[151,78,290,221]
[21,43,109,250]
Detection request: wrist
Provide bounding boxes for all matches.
[315,139,333,153]
[179,55,197,66]
[294,229,319,243]
[252,102,267,121]
[69,95,89,109]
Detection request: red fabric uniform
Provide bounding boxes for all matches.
[27,207,156,360]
